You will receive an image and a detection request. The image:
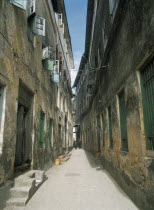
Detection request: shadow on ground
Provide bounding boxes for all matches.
[84,150,103,170]
[84,149,130,198]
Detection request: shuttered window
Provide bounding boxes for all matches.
[109,0,116,14]
[108,107,113,149]
[0,87,3,120]
[33,16,46,36]
[10,0,27,10]
[101,115,105,148]
[49,119,53,147]
[28,0,35,17]
[40,111,45,148]
[140,58,154,150]
[118,90,128,151]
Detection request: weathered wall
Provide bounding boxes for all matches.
[0,0,73,195]
[0,0,56,184]
[77,0,154,209]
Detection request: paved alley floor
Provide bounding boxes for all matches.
[25,149,138,210]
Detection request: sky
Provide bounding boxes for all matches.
[64,0,88,86]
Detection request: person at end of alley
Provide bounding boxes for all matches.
[73,140,78,149]
[78,138,82,149]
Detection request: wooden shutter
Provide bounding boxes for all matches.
[54,60,59,74]
[33,16,46,36]
[42,47,53,60]
[0,87,3,120]
[49,119,53,147]
[28,0,35,16]
[59,24,64,34]
[108,107,113,149]
[43,59,54,71]
[40,111,45,148]
[119,90,128,151]
[10,0,27,10]
[42,47,49,60]
[58,14,63,25]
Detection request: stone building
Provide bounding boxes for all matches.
[74,0,154,209]
[0,0,74,206]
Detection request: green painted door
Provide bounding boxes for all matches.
[108,107,113,149]
[119,90,128,151]
[40,111,45,148]
[0,87,3,120]
[97,115,101,152]
[49,119,53,147]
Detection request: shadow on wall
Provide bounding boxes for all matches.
[0,182,13,210]
[84,150,103,169]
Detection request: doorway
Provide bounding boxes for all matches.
[15,105,29,167]
[97,115,101,152]
[14,82,33,173]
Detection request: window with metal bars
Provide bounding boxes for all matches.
[40,111,45,148]
[140,58,154,150]
[118,89,128,151]
[108,107,113,149]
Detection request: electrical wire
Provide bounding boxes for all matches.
[0,30,107,84]
[69,65,108,71]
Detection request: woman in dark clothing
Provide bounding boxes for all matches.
[73,141,78,149]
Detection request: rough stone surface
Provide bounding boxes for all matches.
[75,0,154,209]
[0,0,73,205]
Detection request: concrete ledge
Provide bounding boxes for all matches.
[3,170,47,209]
[101,156,154,210]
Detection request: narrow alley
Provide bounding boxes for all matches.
[24,149,138,210]
[0,0,154,209]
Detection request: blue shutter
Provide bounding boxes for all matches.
[10,0,27,10]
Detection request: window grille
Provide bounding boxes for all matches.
[141,58,154,150]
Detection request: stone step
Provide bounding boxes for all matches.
[61,156,70,162]
[10,187,30,198]
[14,178,35,187]
[5,170,47,209]
[58,155,65,159]
[4,206,25,210]
[6,198,28,207]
